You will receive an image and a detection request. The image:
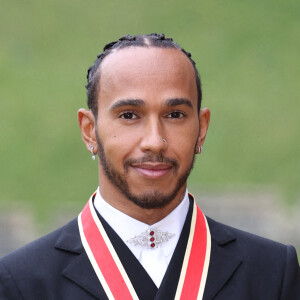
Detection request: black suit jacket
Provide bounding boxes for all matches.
[0,199,299,300]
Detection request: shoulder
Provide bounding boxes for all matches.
[0,217,102,299]
[0,218,79,264]
[207,216,295,255]
[206,217,300,298]
[0,218,80,293]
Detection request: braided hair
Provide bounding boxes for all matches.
[86,33,202,117]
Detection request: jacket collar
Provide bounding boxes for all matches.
[203,217,243,300]
[53,213,243,300]
[54,218,107,299]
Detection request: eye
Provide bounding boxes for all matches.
[120,112,138,120]
[167,111,185,119]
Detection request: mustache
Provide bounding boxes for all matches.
[124,154,179,171]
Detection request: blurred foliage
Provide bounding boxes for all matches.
[0,0,299,225]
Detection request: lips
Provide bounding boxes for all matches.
[131,163,172,179]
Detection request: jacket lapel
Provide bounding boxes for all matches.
[203,217,243,300]
[54,218,108,300]
[54,215,158,300]
[53,205,243,300]
[157,199,243,300]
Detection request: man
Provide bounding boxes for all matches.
[0,33,299,299]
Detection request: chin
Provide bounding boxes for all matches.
[125,189,180,210]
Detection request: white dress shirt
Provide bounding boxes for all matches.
[94,188,189,287]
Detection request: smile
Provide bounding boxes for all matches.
[131,163,173,179]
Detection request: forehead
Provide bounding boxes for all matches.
[98,47,197,106]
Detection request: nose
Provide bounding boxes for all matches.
[140,117,167,154]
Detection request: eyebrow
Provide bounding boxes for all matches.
[110,97,193,110]
[110,99,145,110]
[164,98,193,108]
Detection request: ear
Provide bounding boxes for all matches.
[77,108,98,154]
[195,108,210,153]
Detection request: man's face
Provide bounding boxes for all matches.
[95,47,202,209]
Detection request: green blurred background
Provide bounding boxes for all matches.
[0,0,299,233]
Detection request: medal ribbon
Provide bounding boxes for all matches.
[78,193,211,300]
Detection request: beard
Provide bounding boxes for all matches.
[95,130,196,209]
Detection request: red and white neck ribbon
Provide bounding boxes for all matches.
[78,193,211,300]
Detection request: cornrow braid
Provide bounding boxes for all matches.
[86,33,202,117]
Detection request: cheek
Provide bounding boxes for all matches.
[103,121,142,148]
[167,124,199,155]
[99,129,138,166]
[174,142,196,166]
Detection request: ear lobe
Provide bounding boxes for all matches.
[196,108,210,151]
[77,108,98,153]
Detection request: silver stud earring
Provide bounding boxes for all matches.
[162,138,167,144]
[89,145,96,160]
